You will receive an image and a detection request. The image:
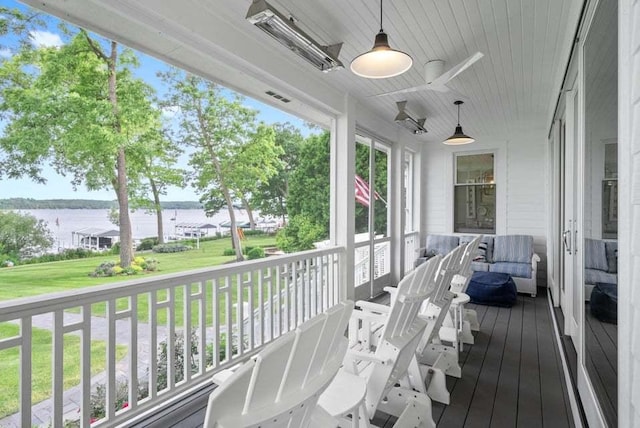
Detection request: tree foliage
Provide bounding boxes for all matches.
[0,211,53,258]
[250,123,303,222]
[277,131,330,252]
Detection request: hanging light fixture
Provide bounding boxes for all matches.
[443,100,475,145]
[350,0,413,79]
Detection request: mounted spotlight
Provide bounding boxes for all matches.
[394,101,427,135]
[246,0,344,72]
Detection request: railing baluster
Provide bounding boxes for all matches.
[247,270,254,350]
[20,317,32,428]
[199,281,206,374]
[107,300,116,421]
[129,295,138,408]
[167,287,176,390]
[236,273,244,356]
[258,269,265,346]
[52,311,64,426]
[81,304,91,428]
[184,284,192,383]
[213,278,220,367]
[148,291,158,399]
[225,276,232,361]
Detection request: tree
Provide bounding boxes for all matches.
[250,123,304,224]
[0,211,53,258]
[128,128,185,243]
[0,23,159,267]
[160,71,280,261]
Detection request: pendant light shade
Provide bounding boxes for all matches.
[350,0,413,79]
[443,100,475,145]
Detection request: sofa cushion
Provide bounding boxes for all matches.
[585,268,617,285]
[493,235,533,263]
[585,238,608,271]
[460,235,494,262]
[604,241,618,274]
[590,283,617,324]
[426,235,460,256]
[489,262,532,278]
[471,261,490,272]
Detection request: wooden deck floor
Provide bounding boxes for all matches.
[158,289,575,428]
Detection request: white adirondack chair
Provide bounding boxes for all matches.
[204,300,354,428]
[441,235,483,346]
[319,255,443,428]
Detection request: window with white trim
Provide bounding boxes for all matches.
[454,152,496,233]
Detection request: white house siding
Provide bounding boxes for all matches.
[422,129,548,286]
[618,0,640,426]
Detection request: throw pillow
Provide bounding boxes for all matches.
[473,242,488,262]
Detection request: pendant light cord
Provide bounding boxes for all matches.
[379,0,383,32]
[457,103,461,126]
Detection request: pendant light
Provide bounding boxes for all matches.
[443,100,475,145]
[350,0,413,79]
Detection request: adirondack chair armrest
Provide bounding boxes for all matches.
[350,308,388,323]
[355,300,390,315]
[345,348,392,365]
[211,368,236,385]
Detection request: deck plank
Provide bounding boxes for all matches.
[489,296,523,428]
[536,293,574,428]
[517,295,543,428]
[436,305,499,427]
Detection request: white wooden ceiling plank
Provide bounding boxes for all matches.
[535,0,564,116]
[529,0,550,116]
[446,0,500,136]
[519,0,535,119]
[474,0,511,132]
[489,0,518,125]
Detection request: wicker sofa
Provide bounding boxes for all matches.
[416,234,541,297]
[584,238,618,301]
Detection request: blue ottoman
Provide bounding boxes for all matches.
[467,271,517,307]
[590,283,617,324]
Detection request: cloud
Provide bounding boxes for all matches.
[29,30,63,48]
[0,48,12,59]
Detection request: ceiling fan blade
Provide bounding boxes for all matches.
[370,84,430,97]
[430,52,484,86]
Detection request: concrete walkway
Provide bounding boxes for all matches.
[0,313,169,427]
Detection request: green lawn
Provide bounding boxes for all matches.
[0,323,127,418]
[0,235,277,301]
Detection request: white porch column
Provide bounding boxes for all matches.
[331,95,356,301]
[390,140,406,285]
[617,0,639,425]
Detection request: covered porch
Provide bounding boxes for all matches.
[3,0,638,426]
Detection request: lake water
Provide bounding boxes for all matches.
[18,208,251,250]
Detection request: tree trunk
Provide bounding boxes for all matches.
[115,148,133,267]
[242,197,256,230]
[150,178,165,244]
[107,41,133,267]
[224,190,243,261]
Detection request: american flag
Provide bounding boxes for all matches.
[355,174,383,207]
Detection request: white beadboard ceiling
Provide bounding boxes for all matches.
[22,0,584,144]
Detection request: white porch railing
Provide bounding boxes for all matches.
[0,247,344,427]
[404,231,420,273]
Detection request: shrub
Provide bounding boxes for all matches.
[136,237,159,251]
[222,248,235,256]
[152,244,191,253]
[90,261,117,277]
[143,258,158,271]
[110,242,121,255]
[242,229,266,237]
[247,247,265,260]
[242,245,255,255]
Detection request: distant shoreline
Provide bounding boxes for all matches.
[0,198,203,210]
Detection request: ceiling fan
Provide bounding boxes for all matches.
[372,51,484,98]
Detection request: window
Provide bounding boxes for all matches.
[454,153,496,233]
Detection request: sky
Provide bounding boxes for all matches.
[0,0,315,201]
